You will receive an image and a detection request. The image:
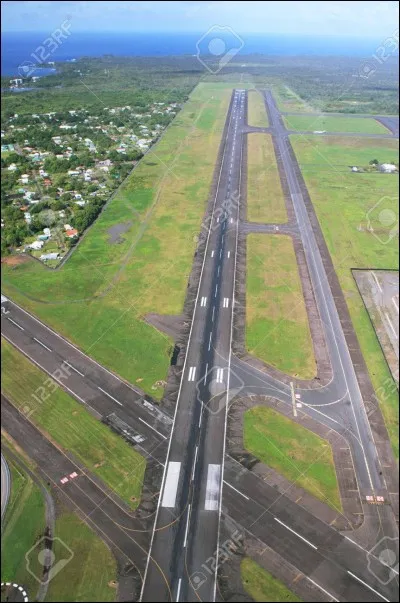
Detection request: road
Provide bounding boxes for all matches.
[1,295,171,465]
[1,452,11,520]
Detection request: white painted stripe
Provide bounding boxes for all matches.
[176,578,182,602]
[198,403,203,427]
[191,446,199,481]
[7,317,24,330]
[220,249,223,258]
[223,480,249,500]
[200,296,207,307]
[1,294,8,303]
[97,386,123,406]
[216,368,224,383]
[307,578,338,602]
[223,298,230,308]
[211,250,214,257]
[372,271,383,293]
[64,361,84,377]
[347,571,389,601]
[162,461,181,507]
[227,251,231,258]
[214,284,218,297]
[230,218,233,223]
[204,363,208,385]
[392,295,399,313]
[183,503,191,547]
[385,312,398,339]
[33,337,52,352]
[208,331,213,351]
[217,265,220,276]
[205,464,221,510]
[138,417,167,439]
[212,306,215,321]
[274,518,317,549]
[188,366,197,381]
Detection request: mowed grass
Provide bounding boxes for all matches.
[284,114,389,134]
[247,133,287,223]
[2,82,246,399]
[291,135,399,456]
[244,406,341,510]
[272,84,314,113]
[47,511,117,602]
[241,558,302,602]
[247,89,269,127]
[1,339,145,508]
[1,453,46,598]
[246,234,316,379]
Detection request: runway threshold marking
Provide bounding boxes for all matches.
[138,417,167,439]
[97,386,123,406]
[33,337,52,352]
[223,480,249,500]
[188,366,197,381]
[162,461,181,507]
[7,317,24,330]
[384,312,398,339]
[216,368,224,383]
[274,517,317,550]
[205,464,221,510]
[63,361,85,377]
[347,571,389,601]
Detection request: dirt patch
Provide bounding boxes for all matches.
[107,221,133,244]
[2,254,30,266]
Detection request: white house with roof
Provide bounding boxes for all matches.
[379,163,397,173]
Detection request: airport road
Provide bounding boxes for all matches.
[1,452,11,519]
[223,456,399,603]
[1,295,171,464]
[1,394,153,578]
[141,90,247,602]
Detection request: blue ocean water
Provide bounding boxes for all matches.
[1,30,384,76]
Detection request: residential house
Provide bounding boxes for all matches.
[379,163,397,173]
[65,228,78,238]
[40,252,60,261]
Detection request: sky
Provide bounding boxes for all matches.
[1,0,399,39]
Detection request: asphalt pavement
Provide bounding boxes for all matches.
[1,452,11,520]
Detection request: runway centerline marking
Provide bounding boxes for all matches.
[223,480,249,500]
[138,417,167,439]
[215,284,218,298]
[204,363,208,385]
[306,578,338,602]
[162,461,181,508]
[64,361,85,377]
[274,517,317,549]
[7,317,24,330]
[191,446,199,482]
[208,331,213,351]
[205,464,221,511]
[384,312,398,339]
[371,271,383,293]
[97,386,123,406]
[33,337,52,352]
[347,571,389,601]
[212,306,215,322]
[183,503,191,548]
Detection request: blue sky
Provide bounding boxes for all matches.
[2,1,398,38]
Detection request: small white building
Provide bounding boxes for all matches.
[8,163,17,171]
[29,240,44,250]
[379,163,397,173]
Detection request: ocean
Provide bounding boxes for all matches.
[1,30,386,76]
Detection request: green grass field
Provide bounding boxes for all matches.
[244,406,341,510]
[1,445,117,602]
[241,558,302,602]
[272,84,314,113]
[247,134,287,223]
[1,339,145,507]
[247,89,269,127]
[291,135,399,456]
[284,115,389,134]
[47,511,117,602]
[2,82,249,399]
[1,453,46,598]
[246,234,316,379]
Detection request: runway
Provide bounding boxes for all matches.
[1,453,11,520]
